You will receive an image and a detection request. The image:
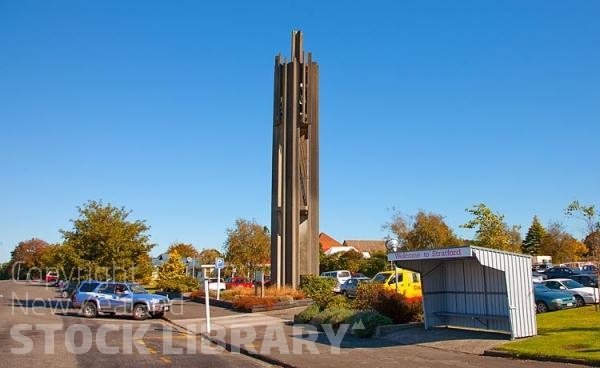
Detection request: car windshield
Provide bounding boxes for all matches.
[129,284,148,294]
[562,279,584,289]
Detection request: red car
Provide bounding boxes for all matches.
[225,277,254,289]
[45,272,59,283]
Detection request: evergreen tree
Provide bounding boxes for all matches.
[157,250,186,283]
[521,216,545,255]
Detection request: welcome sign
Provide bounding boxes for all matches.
[387,247,473,262]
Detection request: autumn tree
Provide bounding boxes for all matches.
[198,248,223,265]
[8,238,49,279]
[167,243,199,259]
[538,222,588,263]
[384,209,461,250]
[565,200,600,257]
[584,231,600,259]
[60,200,155,281]
[521,216,545,255]
[223,218,270,277]
[461,203,520,252]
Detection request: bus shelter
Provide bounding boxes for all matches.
[389,246,537,339]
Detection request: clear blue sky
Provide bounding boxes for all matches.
[1,1,599,263]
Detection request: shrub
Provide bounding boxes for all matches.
[353,283,423,324]
[156,276,199,293]
[300,275,336,309]
[232,296,279,312]
[294,304,321,324]
[352,282,384,311]
[326,294,352,310]
[347,311,393,338]
[309,307,355,332]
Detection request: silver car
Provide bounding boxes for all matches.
[340,277,371,298]
[72,281,171,320]
[542,278,600,307]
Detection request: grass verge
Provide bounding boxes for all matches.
[496,305,600,364]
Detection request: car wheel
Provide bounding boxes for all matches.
[536,301,548,313]
[82,301,98,318]
[132,304,149,320]
[575,295,585,307]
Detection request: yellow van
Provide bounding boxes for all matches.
[371,269,422,301]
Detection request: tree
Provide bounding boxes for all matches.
[337,249,364,273]
[384,209,461,250]
[167,243,199,259]
[60,200,155,281]
[223,218,270,277]
[198,248,223,265]
[538,222,588,263]
[584,231,600,259]
[319,249,340,273]
[521,216,545,255]
[158,250,185,282]
[359,250,388,277]
[156,250,198,292]
[565,200,600,257]
[8,238,49,279]
[461,203,520,252]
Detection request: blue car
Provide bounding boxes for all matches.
[533,283,577,313]
[72,281,171,320]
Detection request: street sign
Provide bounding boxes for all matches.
[215,258,225,270]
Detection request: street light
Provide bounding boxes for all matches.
[385,239,401,293]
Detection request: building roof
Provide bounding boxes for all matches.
[342,240,386,253]
[319,232,342,252]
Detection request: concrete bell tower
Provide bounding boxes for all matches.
[271,31,319,288]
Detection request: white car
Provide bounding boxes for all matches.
[542,278,600,306]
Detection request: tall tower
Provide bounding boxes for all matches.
[271,31,319,288]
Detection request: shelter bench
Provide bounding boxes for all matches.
[433,311,509,326]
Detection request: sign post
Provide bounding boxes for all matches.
[204,278,211,333]
[215,258,224,301]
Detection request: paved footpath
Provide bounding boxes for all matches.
[164,299,591,368]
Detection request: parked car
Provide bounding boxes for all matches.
[568,274,598,288]
[60,282,78,298]
[71,281,171,320]
[541,278,599,307]
[44,272,59,284]
[254,275,272,288]
[320,270,352,293]
[225,277,254,289]
[533,283,577,313]
[581,264,598,274]
[371,269,422,301]
[339,277,371,298]
[532,270,547,283]
[544,267,581,279]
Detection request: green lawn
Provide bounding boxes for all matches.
[497,306,600,364]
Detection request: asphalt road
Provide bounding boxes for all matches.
[0,280,272,368]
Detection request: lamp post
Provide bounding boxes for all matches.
[385,239,400,294]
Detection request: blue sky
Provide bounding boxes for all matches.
[1,1,599,263]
